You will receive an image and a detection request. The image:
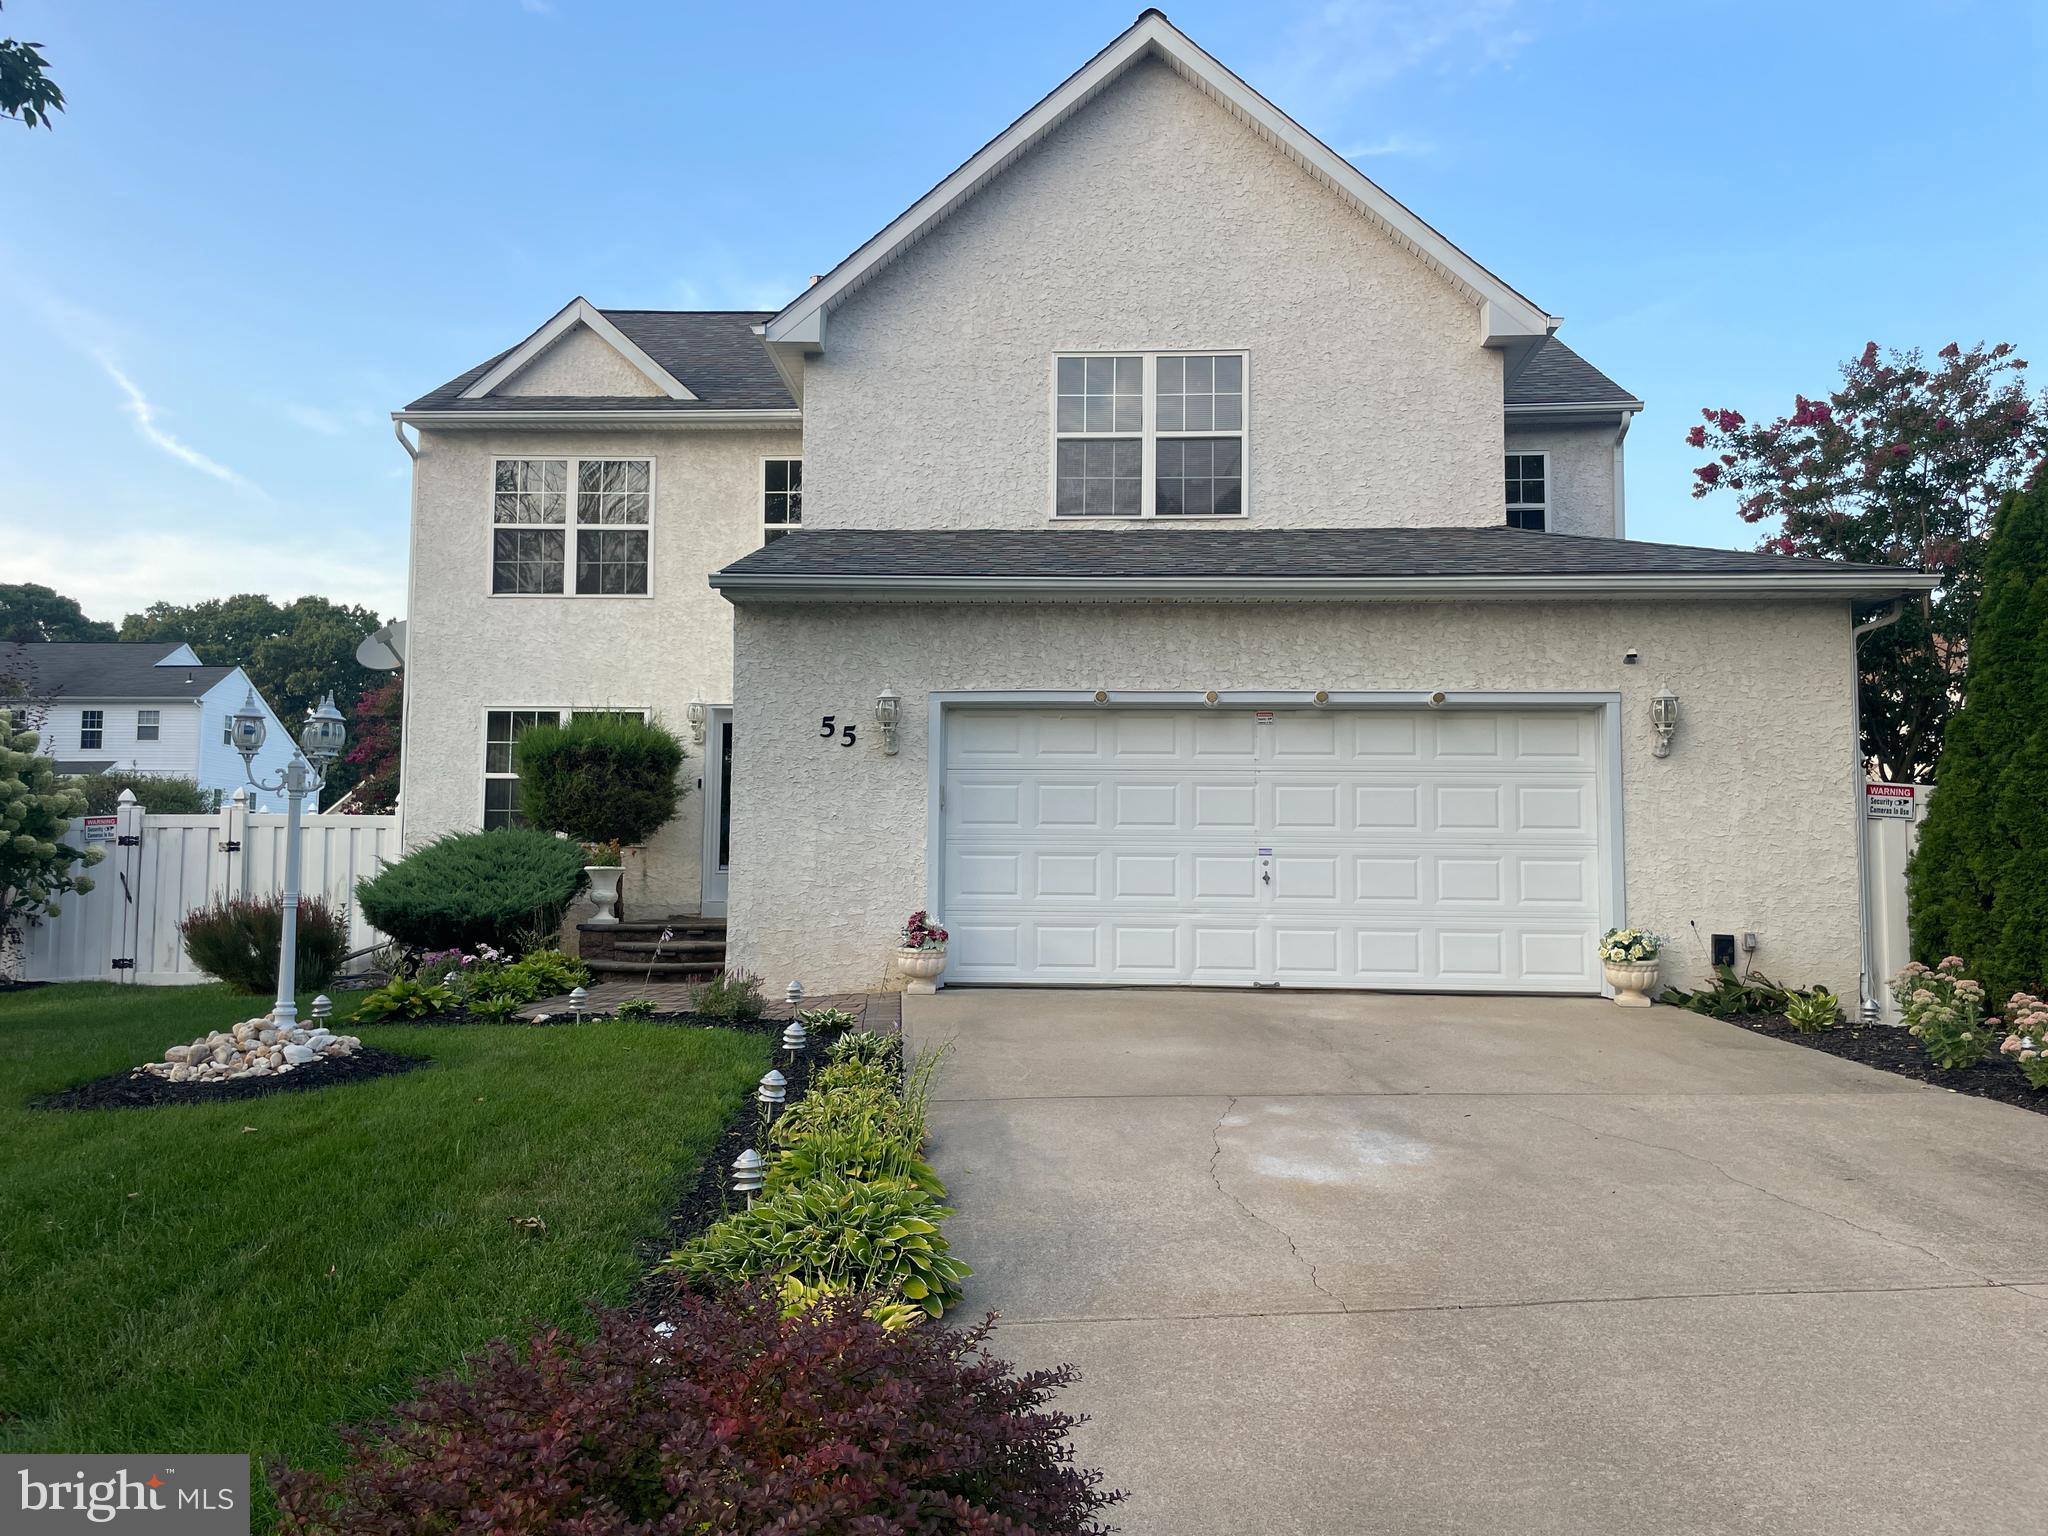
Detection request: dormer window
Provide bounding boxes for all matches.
[1506,452,1547,531]
[1053,352,1246,519]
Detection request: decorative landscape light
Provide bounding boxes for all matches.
[685,700,706,745]
[731,1148,765,1206]
[781,1018,809,1058]
[1652,688,1681,759]
[757,1069,787,1112]
[875,686,900,756]
[310,995,332,1021]
[569,985,589,1021]
[785,979,804,1008]
[231,689,346,1028]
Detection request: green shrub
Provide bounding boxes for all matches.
[0,725,100,934]
[457,947,589,1005]
[662,1176,969,1318]
[355,830,587,952]
[350,977,457,1023]
[1662,967,1791,1019]
[826,1029,903,1070]
[765,1130,944,1197]
[616,998,656,1020]
[179,896,349,993]
[468,995,522,1023]
[1890,958,1992,1069]
[1783,989,1843,1034]
[513,714,687,848]
[67,772,213,814]
[693,969,764,1021]
[771,1069,913,1153]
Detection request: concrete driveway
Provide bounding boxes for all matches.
[906,989,2048,1536]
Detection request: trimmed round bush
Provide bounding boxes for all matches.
[513,714,686,848]
[354,830,587,952]
[179,895,349,993]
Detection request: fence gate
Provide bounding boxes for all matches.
[15,790,400,985]
[1866,781,1931,1022]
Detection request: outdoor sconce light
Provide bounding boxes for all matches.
[731,1148,765,1206]
[1652,688,1681,758]
[875,686,900,755]
[685,701,706,745]
[1203,690,1219,707]
[1312,691,1330,708]
[1427,690,1448,709]
[1092,690,1110,706]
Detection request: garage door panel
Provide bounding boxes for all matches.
[1355,784,1422,829]
[1356,855,1422,903]
[1436,856,1505,904]
[1356,927,1426,978]
[1518,853,1594,905]
[1112,782,1179,829]
[1192,713,1259,758]
[1432,713,1504,760]
[1271,712,1340,759]
[1111,853,1178,899]
[1193,926,1259,974]
[1034,924,1100,971]
[1270,781,1341,831]
[1516,711,1592,761]
[1516,783,1591,833]
[1193,854,1259,901]
[1273,925,1341,978]
[953,852,1023,899]
[1351,714,1421,759]
[1435,783,1505,830]
[1033,852,1100,899]
[1271,852,1339,901]
[1192,781,1257,829]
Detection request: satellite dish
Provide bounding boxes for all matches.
[355,619,406,671]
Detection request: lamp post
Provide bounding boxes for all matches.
[232,688,347,1028]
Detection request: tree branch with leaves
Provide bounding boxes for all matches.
[1,3,63,131]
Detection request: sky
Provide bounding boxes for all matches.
[2,0,2043,626]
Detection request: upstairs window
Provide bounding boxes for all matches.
[136,708,160,742]
[491,457,651,595]
[1506,452,1547,531]
[80,709,104,750]
[763,458,802,543]
[1054,352,1246,519]
[484,707,648,829]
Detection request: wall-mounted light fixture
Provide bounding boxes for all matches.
[1092,690,1110,706]
[875,686,900,755]
[1203,690,1220,708]
[1312,691,1330,708]
[1427,691,1448,709]
[685,701,706,745]
[1651,688,1680,758]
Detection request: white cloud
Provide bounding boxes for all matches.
[95,354,264,495]
[279,401,380,437]
[1259,0,1534,120]
[7,527,408,627]
[1343,132,1435,159]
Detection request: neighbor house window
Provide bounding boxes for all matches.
[484,707,649,830]
[136,708,160,742]
[79,709,104,750]
[1506,452,1548,531]
[222,713,234,744]
[1054,352,1245,519]
[763,458,802,543]
[491,457,652,595]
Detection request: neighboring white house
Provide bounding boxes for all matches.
[8,641,307,811]
[396,12,1935,1007]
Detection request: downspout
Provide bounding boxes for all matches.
[391,420,420,848]
[1611,408,1634,539]
[1851,598,1905,1023]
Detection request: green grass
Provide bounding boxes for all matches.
[0,981,769,1509]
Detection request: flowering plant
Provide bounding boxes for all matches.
[1890,957,1990,1070]
[900,910,948,951]
[1597,928,1663,965]
[2000,993,2048,1090]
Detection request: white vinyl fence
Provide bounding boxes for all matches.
[1866,781,1931,1022]
[16,789,400,985]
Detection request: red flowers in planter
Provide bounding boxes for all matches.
[901,910,948,950]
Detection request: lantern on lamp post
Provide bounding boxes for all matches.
[232,689,348,1027]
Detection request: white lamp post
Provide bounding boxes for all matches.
[232,688,347,1028]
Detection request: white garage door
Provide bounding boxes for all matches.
[939,707,1608,992]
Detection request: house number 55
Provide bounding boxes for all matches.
[819,715,858,747]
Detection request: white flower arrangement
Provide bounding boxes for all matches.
[1598,927,1664,965]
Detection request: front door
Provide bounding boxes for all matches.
[699,706,733,917]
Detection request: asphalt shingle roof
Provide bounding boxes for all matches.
[7,642,235,700]
[1505,338,1641,409]
[405,310,796,413]
[714,527,1920,582]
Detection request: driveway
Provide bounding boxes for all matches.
[906,989,2048,1536]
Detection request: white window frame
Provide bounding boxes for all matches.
[1048,350,1250,521]
[762,456,803,544]
[480,705,651,830]
[1506,450,1549,532]
[489,456,656,599]
[135,708,160,742]
[79,709,104,751]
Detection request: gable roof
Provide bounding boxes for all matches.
[1506,338,1643,411]
[711,528,1938,602]
[761,10,1558,354]
[459,298,697,402]
[7,641,236,700]
[404,308,797,415]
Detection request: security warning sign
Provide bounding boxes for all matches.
[1865,783,1916,819]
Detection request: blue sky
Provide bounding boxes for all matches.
[3,0,2042,624]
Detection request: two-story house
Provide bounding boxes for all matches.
[8,641,305,810]
[398,11,1933,1006]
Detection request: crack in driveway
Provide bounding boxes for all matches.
[1207,1095,1348,1313]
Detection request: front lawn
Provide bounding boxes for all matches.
[0,982,768,1508]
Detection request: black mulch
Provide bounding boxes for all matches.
[30,1045,427,1112]
[1723,1012,2048,1116]
[363,1008,740,1028]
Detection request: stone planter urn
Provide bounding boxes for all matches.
[895,946,947,994]
[1604,959,1661,1008]
[584,865,625,926]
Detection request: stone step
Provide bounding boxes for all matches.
[612,938,726,957]
[582,917,726,936]
[584,956,724,980]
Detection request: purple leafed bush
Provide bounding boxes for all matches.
[271,1287,1121,1536]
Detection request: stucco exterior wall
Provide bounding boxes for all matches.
[1505,422,1622,538]
[500,325,664,397]
[726,598,1861,997]
[802,57,1503,531]
[400,422,800,913]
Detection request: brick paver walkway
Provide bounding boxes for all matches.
[522,984,900,1033]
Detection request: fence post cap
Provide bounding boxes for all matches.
[117,788,137,804]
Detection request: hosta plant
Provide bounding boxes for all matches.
[270,1288,1120,1535]
[1783,988,1844,1034]
[350,977,457,1023]
[662,1175,970,1317]
[765,1128,946,1198]
[796,1005,860,1032]
[467,995,522,1023]
[615,997,656,1021]
[826,1027,904,1069]
[1664,967,1792,1019]
[1890,957,1991,1070]
[2000,993,2048,1089]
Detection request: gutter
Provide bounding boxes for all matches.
[391,408,801,430]
[1851,599,1907,1024]
[1504,400,1646,416]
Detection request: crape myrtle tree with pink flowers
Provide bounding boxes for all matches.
[1686,341,2048,784]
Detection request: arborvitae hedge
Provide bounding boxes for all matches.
[513,714,686,849]
[1909,473,2048,999]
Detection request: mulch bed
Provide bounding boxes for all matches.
[1723,1012,2048,1116]
[364,1008,766,1029]
[31,1045,427,1112]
